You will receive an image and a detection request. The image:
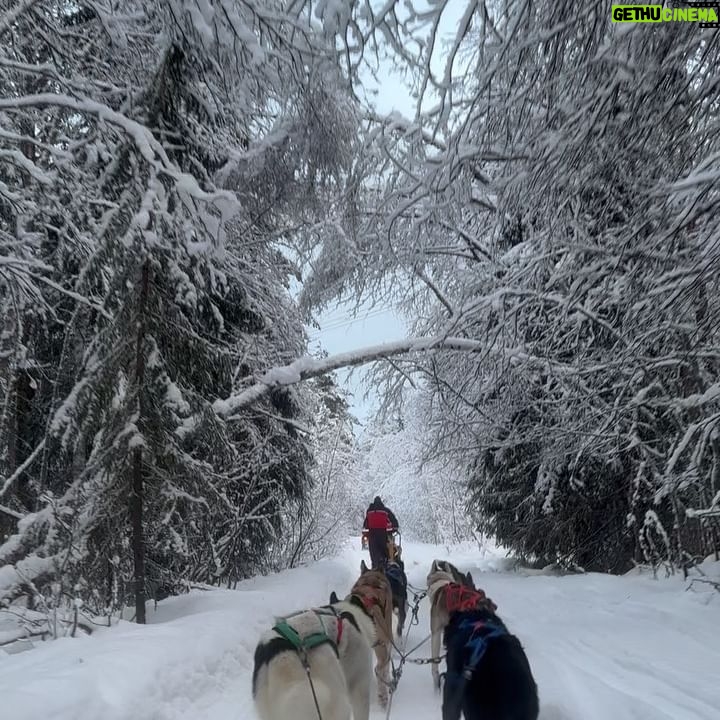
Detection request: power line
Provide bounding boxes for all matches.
[309,306,398,331]
[314,308,394,333]
[311,302,399,327]
[307,307,401,337]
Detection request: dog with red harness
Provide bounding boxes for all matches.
[331,559,395,709]
[426,559,538,720]
[427,559,487,691]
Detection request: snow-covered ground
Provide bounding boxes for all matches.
[2,540,719,720]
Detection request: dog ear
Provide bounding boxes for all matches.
[360,559,369,574]
[329,591,340,604]
[465,571,475,588]
[431,559,438,572]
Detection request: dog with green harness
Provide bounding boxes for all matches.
[252,595,377,720]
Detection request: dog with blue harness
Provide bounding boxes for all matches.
[383,557,409,637]
[442,605,538,720]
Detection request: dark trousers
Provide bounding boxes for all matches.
[368,528,388,569]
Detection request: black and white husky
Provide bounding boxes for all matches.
[252,595,377,720]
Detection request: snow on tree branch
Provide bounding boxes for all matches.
[0,93,237,213]
[213,334,486,417]
[0,0,42,38]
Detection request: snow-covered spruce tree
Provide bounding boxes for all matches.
[0,0,119,553]
[0,0,357,621]
[300,2,720,571]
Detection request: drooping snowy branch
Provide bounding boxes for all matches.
[214,334,486,417]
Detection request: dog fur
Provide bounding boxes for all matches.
[442,606,539,720]
[384,558,409,637]
[427,559,476,690]
[252,596,376,720]
[347,559,395,708]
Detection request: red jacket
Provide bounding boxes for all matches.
[365,509,393,530]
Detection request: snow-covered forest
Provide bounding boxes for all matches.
[1,0,719,660]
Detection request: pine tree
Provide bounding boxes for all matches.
[0,0,358,619]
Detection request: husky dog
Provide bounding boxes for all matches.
[442,606,538,720]
[344,559,394,708]
[429,559,474,588]
[384,558,408,637]
[427,559,482,690]
[252,595,376,720]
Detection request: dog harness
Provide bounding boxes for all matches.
[383,562,405,588]
[444,583,498,614]
[355,591,381,613]
[272,612,343,655]
[442,616,508,720]
[457,617,507,673]
[271,610,345,720]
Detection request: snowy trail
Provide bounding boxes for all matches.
[368,544,720,720]
[2,540,719,720]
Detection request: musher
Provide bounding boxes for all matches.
[362,495,399,569]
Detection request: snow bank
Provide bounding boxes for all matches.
[1,554,356,720]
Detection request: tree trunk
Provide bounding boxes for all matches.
[130,261,150,624]
[15,367,35,510]
[710,433,720,560]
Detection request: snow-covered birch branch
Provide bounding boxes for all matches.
[0,440,45,499]
[213,335,485,417]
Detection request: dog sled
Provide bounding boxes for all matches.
[361,528,402,563]
[387,529,401,562]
